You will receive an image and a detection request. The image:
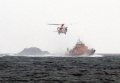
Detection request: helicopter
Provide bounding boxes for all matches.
[48,24,68,35]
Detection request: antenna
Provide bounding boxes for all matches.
[78,36,80,42]
[77,36,83,44]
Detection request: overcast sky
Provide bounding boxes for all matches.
[0,0,120,54]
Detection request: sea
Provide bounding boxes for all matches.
[0,54,120,83]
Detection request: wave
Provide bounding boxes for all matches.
[87,54,103,57]
[0,54,103,57]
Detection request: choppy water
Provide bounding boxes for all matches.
[0,54,120,83]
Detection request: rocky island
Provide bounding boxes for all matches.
[17,47,50,55]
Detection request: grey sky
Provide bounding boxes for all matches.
[0,0,120,54]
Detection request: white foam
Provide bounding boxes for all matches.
[88,54,103,57]
[10,54,66,57]
[1,54,104,57]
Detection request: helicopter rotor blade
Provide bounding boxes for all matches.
[66,23,77,25]
[48,24,61,25]
[48,23,78,25]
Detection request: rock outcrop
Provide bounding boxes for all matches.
[17,47,50,55]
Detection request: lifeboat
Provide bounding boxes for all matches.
[65,38,95,56]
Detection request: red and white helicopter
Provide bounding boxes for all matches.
[48,24,68,35]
